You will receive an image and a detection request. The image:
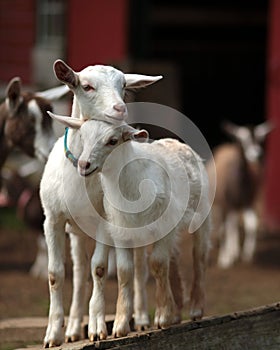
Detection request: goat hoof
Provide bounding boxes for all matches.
[134,313,150,332]
[49,340,58,348]
[65,334,80,343]
[71,334,80,342]
[112,318,130,338]
[135,324,149,332]
[190,308,203,321]
[65,336,71,343]
[173,314,182,324]
[89,331,107,342]
[45,340,61,348]
[112,325,130,338]
[99,331,107,340]
[89,333,96,342]
[113,330,128,338]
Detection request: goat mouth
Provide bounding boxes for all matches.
[79,167,98,177]
[104,113,127,121]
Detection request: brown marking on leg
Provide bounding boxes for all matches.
[96,266,105,278]
[49,273,56,286]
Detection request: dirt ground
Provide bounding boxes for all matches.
[0,207,280,348]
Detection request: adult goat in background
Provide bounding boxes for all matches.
[0,77,69,278]
[207,121,271,268]
[0,76,69,182]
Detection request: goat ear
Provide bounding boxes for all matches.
[132,129,149,142]
[53,60,79,88]
[221,121,240,138]
[254,121,273,142]
[47,111,83,129]
[122,125,149,142]
[5,77,22,113]
[124,74,163,89]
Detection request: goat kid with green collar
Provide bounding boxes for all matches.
[40,59,162,347]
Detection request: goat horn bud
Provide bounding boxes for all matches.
[47,111,84,128]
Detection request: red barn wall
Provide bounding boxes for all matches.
[0,0,35,84]
[265,0,280,230]
[67,0,128,69]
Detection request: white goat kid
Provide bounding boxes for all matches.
[40,60,162,347]
[47,116,211,338]
[53,59,162,122]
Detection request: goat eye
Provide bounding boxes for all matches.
[107,138,118,146]
[123,82,126,89]
[82,84,94,92]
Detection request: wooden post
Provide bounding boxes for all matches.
[264,0,280,230]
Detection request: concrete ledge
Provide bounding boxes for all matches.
[0,317,46,344]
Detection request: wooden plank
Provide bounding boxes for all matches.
[82,303,280,350]
[13,303,280,350]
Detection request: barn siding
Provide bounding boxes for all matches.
[67,0,128,69]
[264,0,280,230]
[0,0,35,84]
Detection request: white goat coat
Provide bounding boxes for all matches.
[40,130,104,234]
[40,128,106,346]
[82,121,212,332]
[101,138,209,247]
[40,60,164,347]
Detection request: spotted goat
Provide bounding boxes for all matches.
[0,77,69,277]
[0,77,69,173]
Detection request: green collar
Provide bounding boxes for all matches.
[64,127,78,167]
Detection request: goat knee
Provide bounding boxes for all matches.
[48,270,64,290]
[91,263,106,281]
[91,256,107,280]
[150,256,166,279]
[96,266,105,278]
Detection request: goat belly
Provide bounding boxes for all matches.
[19,190,44,230]
[225,164,259,210]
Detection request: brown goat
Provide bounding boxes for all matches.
[0,77,69,186]
[0,168,47,278]
[207,121,271,268]
[0,77,68,277]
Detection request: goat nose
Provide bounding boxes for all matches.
[113,103,126,113]
[78,160,91,170]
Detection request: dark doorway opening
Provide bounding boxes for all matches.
[129,0,268,147]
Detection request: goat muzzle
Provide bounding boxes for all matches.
[78,160,91,170]
[78,160,98,177]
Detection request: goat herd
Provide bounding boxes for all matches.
[0,60,270,347]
